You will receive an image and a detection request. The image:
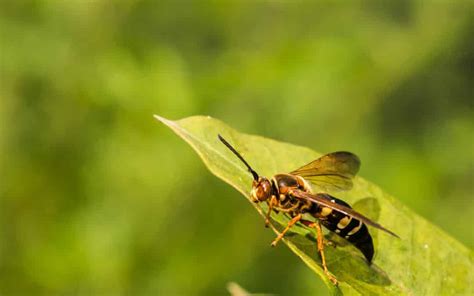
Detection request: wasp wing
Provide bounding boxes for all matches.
[290,189,399,238]
[290,151,360,191]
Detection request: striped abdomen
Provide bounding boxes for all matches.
[312,197,374,263]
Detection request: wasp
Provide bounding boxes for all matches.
[218,135,398,285]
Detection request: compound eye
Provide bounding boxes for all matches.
[256,186,264,199]
[256,180,272,201]
[263,181,271,194]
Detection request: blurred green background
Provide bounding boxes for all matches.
[1,1,473,295]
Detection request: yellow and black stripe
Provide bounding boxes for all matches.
[312,196,374,263]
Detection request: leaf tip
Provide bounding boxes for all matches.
[153,114,166,122]
[153,115,176,129]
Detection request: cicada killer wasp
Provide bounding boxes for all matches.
[218,135,398,285]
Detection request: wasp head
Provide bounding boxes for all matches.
[251,177,272,203]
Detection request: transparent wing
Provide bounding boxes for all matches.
[290,189,399,238]
[290,151,360,191]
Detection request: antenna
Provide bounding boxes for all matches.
[218,134,259,181]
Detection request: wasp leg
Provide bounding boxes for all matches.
[279,203,300,213]
[270,214,302,247]
[265,196,277,227]
[276,201,301,214]
[316,221,338,285]
[300,220,338,285]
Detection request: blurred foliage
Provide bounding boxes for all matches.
[0,0,473,295]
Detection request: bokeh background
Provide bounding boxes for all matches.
[1,1,473,295]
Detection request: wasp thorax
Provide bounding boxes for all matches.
[251,177,272,203]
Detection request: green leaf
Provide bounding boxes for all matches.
[155,115,473,295]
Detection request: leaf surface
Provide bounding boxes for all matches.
[156,115,473,295]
